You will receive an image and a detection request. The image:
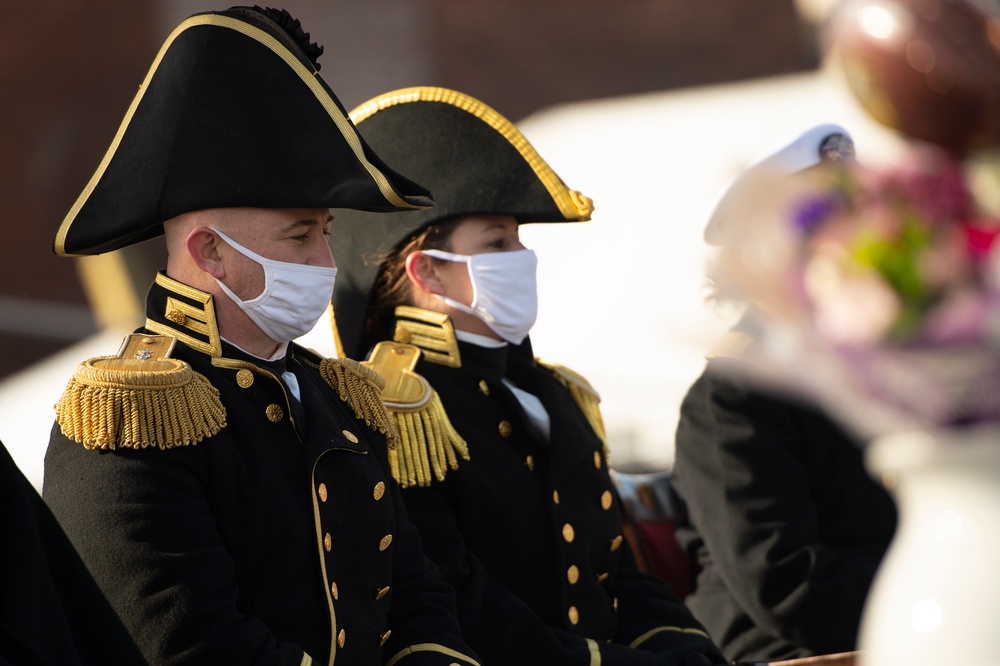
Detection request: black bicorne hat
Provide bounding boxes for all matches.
[330,86,594,358]
[55,6,433,257]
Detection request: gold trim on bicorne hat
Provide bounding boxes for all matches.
[350,87,594,222]
[55,9,433,257]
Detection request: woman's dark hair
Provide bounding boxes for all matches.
[363,218,463,348]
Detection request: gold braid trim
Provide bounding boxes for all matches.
[318,357,400,449]
[536,358,609,457]
[54,356,226,450]
[361,342,468,489]
[389,389,469,489]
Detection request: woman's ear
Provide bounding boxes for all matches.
[405,251,445,295]
[186,227,227,279]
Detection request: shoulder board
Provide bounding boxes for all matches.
[54,333,226,450]
[318,355,401,451]
[362,342,469,489]
[536,358,609,452]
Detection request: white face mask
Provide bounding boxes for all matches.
[211,227,337,343]
[421,248,538,344]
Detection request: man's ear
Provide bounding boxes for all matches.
[186,227,227,279]
[405,251,445,295]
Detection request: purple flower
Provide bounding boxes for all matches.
[792,195,840,234]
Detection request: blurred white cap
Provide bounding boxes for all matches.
[704,123,854,245]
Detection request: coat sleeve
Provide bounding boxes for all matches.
[673,370,883,653]
[403,481,677,666]
[608,540,724,661]
[43,424,309,666]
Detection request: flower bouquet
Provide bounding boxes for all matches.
[707,147,1000,440]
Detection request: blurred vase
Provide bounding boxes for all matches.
[828,0,1000,152]
[858,426,1000,665]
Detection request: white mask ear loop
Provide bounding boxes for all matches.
[418,249,479,316]
[420,248,539,344]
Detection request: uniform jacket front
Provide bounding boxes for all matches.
[43,273,480,666]
[379,309,718,665]
[672,360,898,662]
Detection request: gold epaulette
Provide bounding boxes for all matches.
[706,330,753,360]
[363,342,469,489]
[54,333,226,450]
[536,358,609,455]
[318,356,400,450]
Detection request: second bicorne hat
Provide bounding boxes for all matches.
[55,6,432,257]
[329,86,594,357]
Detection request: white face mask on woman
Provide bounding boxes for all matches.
[420,248,538,344]
[211,227,338,343]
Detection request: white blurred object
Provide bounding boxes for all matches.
[703,122,854,245]
[860,427,1000,666]
[0,328,131,490]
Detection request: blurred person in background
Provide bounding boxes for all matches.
[670,125,897,663]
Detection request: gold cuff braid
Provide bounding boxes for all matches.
[55,356,226,450]
[318,357,400,449]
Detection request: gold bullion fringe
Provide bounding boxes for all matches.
[318,357,400,449]
[55,357,226,450]
[388,390,469,489]
[537,359,610,459]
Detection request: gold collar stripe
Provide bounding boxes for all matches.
[392,306,461,368]
[145,273,222,356]
[350,87,594,221]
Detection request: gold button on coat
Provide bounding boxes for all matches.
[568,606,579,625]
[597,572,609,583]
[613,597,619,612]
[379,534,393,551]
[498,420,512,437]
[317,483,328,502]
[265,403,283,422]
[338,629,346,647]
[610,535,623,551]
[380,630,392,646]
[593,451,602,469]
[373,482,385,500]
[553,490,560,505]
[478,380,490,395]
[375,586,390,600]
[562,523,575,543]
[236,369,254,388]
[331,582,339,600]
[342,430,359,443]
[525,455,535,471]
[601,490,613,510]
[567,565,579,584]
[323,533,332,552]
